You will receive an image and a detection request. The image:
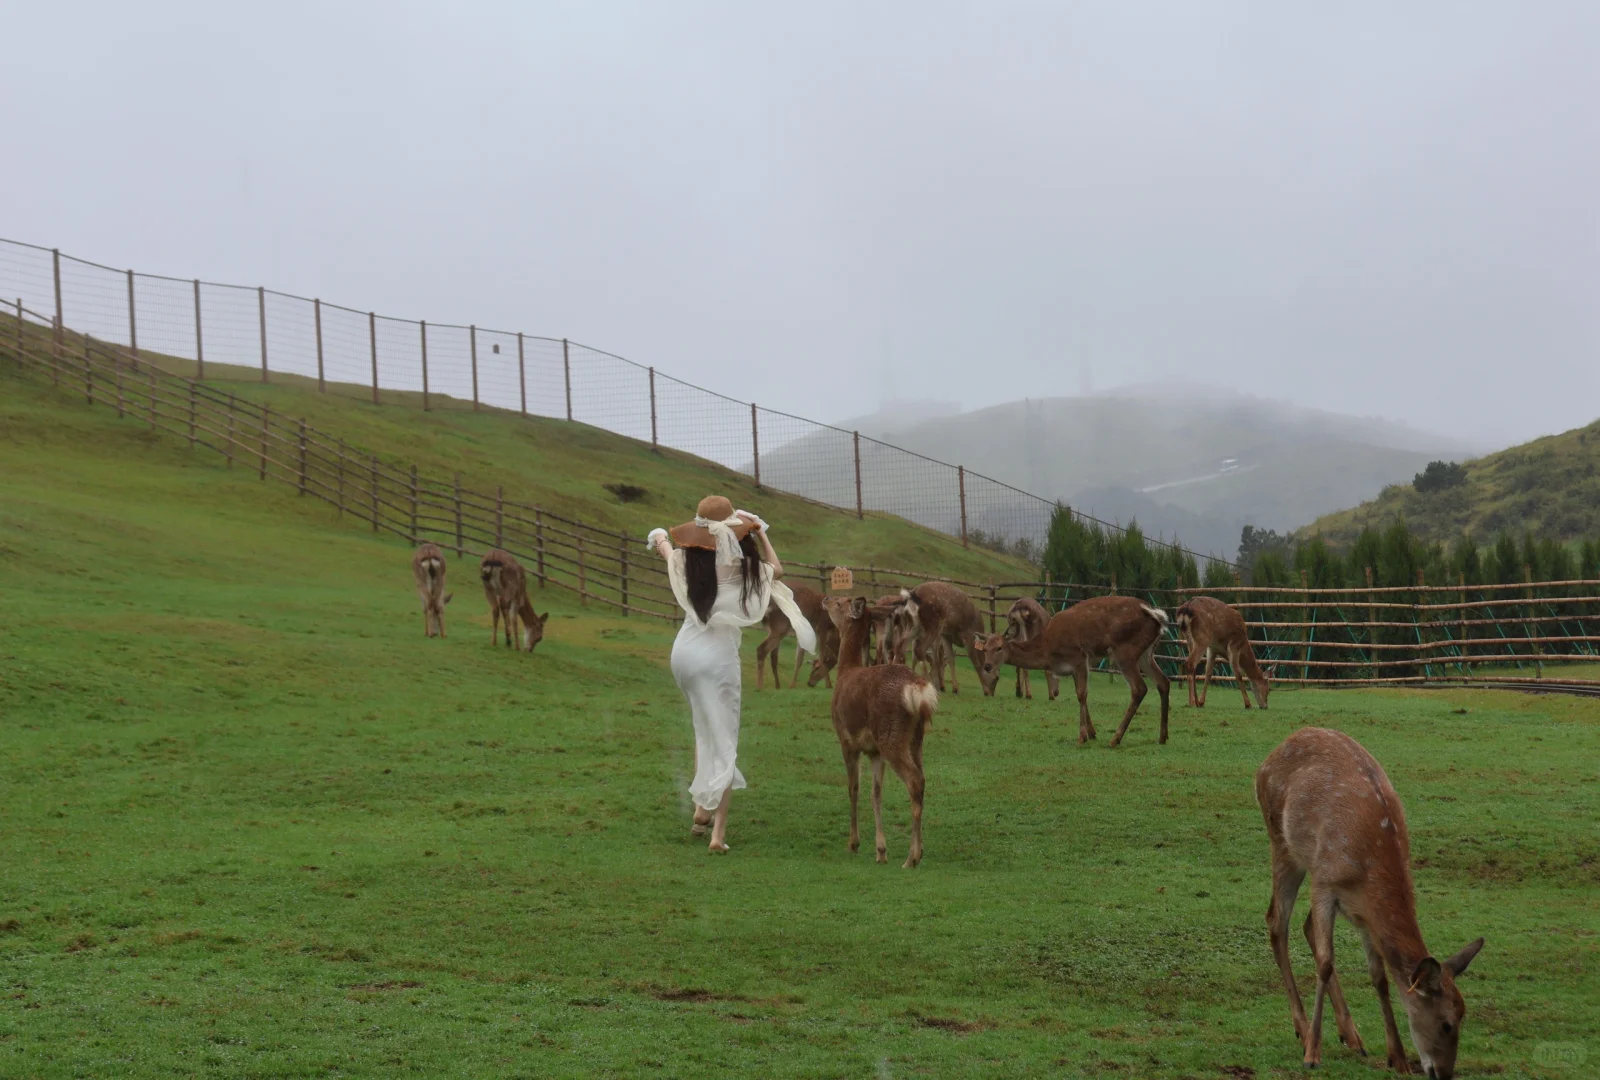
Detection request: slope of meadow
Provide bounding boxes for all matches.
[0,354,1596,1076]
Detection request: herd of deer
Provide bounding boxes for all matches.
[406,549,1482,1076]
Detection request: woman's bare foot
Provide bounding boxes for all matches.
[691,807,712,836]
[707,840,729,853]
[707,788,732,851]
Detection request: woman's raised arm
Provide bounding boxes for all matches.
[738,512,782,579]
[646,528,671,561]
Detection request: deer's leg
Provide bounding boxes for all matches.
[1304,890,1338,1068]
[1231,645,1253,709]
[770,635,783,689]
[1266,858,1310,1046]
[1072,664,1093,744]
[869,753,888,864]
[489,600,500,645]
[791,645,807,690]
[892,755,925,869]
[1198,647,1216,707]
[1045,669,1059,701]
[1184,644,1199,706]
[1141,646,1170,744]
[843,748,861,853]
[1305,910,1364,1055]
[1109,651,1148,748]
[1360,927,1410,1074]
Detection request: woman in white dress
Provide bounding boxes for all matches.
[647,496,814,852]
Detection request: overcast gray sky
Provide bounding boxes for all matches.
[5,1,1596,447]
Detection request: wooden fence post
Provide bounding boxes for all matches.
[419,321,430,411]
[469,325,479,411]
[83,337,94,403]
[1459,570,1469,671]
[193,279,204,380]
[370,455,379,533]
[51,249,62,386]
[535,508,547,587]
[649,367,658,449]
[188,381,198,447]
[619,539,630,615]
[517,332,526,416]
[409,465,418,540]
[958,466,968,548]
[314,299,325,392]
[453,472,463,556]
[988,583,997,634]
[258,285,268,383]
[258,402,270,479]
[1365,565,1376,674]
[853,431,863,519]
[126,269,138,362]
[495,485,504,547]
[368,311,379,405]
[297,419,308,495]
[337,439,346,517]
[563,338,573,421]
[1300,569,1311,685]
[13,297,21,358]
[1525,563,1541,675]
[751,403,761,487]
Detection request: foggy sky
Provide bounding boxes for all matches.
[5,1,1596,448]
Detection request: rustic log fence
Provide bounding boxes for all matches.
[6,300,1600,691]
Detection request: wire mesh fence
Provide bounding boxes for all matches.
[1,235,1220,565]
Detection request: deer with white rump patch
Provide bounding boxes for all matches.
[1175,595,1269,709]
[411,542,453,638]
[1256,727,1483,1077]
[969,595,1171,744]
[822,595,938,868]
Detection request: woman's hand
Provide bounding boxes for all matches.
[645,528,670,560]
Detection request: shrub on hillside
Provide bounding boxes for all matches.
[1413,460,1466,494]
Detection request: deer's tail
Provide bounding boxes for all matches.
[1141,604,1170,630]
[901,679,939,731]
[1173,602,1194,633]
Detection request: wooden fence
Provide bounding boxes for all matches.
[6,299,1600,691]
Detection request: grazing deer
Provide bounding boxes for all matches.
[479,549,549,651]
[411,543,453,638]
[970,595,1171,745]
[822,595,938,868]
[901,582,984,693]
[1175,596,1269,709]
[755,584,839,689]
[1256,727,1483,1077]
[1005,596,1059,700]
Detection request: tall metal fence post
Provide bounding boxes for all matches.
[562,338,572,421]
[125,269,138,362]
[51,248,62,385]
[751,403,761,488]
[648,367,658,450]
[517,332,526,416]
[469,324,479,411]
[257,285,268,383]
[314,299,325,392]
[192,279,204,380]
[852,431,863,519]
[368,311,379,405]
[419,320,430,411]
[958,466,968,548]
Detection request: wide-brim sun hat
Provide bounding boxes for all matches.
[670,495,757,550]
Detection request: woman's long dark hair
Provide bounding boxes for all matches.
[684,534,763,623]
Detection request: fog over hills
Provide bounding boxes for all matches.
[786,384,1489,558]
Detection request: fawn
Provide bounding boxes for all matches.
[822,595,938,868]
[1175,595,1269,709]
[1256,727,1483,1077]
[754,583,839,689]
[1003,596,1058,700]
[411,542,453,638]
[970,595,1171,745]
[479,549,548,652]
[901,582,984,693]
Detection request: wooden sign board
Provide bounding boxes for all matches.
[829,566,854,592]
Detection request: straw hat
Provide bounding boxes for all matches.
[670,495,756,550]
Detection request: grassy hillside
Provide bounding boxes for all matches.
[0,348,1596,1076]
[1300,417,1600,547]
[0,342,1027,585]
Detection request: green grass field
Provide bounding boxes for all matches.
[2,366,1596,1078]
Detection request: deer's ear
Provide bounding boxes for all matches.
[849,596,867,617]
[1444,938,1484,978]
[1408,957,1444,996]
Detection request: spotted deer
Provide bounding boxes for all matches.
[411,542,453,638]
[822,595,938,868]
[479,549,548,652]
[1175,595,1270,709]
[1256,727,1483,1077]
[870,593,911,666]
[754,583,839,689]
[900,582,984,693]
[969,595,1170,745]
[1004,596,1058,700]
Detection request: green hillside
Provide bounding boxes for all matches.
[1300,418,1600,547]
[0,337,1595,1076]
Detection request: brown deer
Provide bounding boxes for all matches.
[479,549,548,651]
[754,584,839,689]
[822,595,938,868]
[1175,595,1270,709]
[1004,596,1058,700]
[1256,727,1484,1077]
[901,582,984,693]
[870,593,910,665]
[411,542,453,638]
[969,595,1171,745]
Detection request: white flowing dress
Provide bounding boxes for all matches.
[664,550,815,811]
